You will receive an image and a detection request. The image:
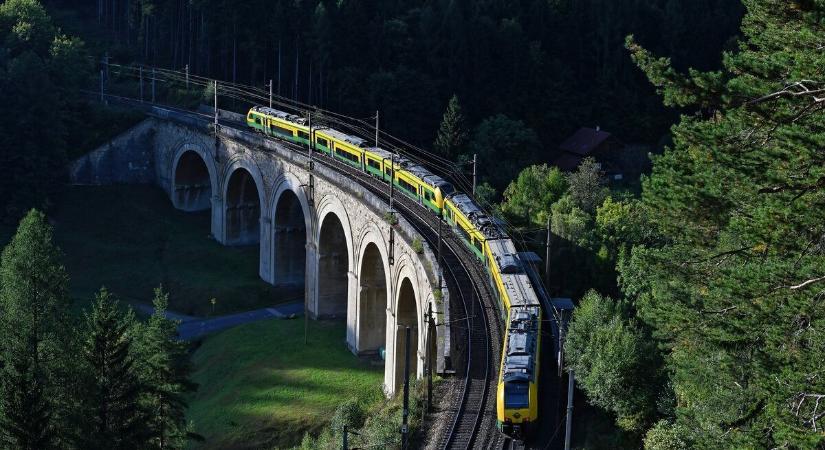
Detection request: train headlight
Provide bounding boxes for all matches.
[513,412,521,419]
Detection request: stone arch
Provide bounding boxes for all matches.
[355,226,391,356]
[394,276,420,391]
[171,143,217,211]
[222,158,265,246]
[269,174,312,287]
[314,196,354,319]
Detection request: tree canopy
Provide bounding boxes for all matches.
[611,0,825,447]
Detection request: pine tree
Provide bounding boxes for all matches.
[433,94,467,160]
[133,287,195,449]
[76,288,146,450]
[0,209,71,449]
[623,1,825,447]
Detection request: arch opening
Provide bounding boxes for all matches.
[358,243,387,355]
[395,277,419,391]
[224,168,261,245]
[272,190,306,286]
[317,213,349,318]
[173,150,212,211]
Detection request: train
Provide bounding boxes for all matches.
[246,105,543,439]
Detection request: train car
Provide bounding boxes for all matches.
[247,106,543,439]
[497,304,542,438]
[489,239,542,438]
[444,194,502,261]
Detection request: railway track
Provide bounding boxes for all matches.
[95,94,508,447]
[307,144,506,449]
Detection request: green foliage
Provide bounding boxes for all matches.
[550,195,592,247]
[132,287,195,449]
[643,420,690,450]
[411,237,424,254]
[501,164,567,226]
[466,114,540,191]
[383,211,398,225]
[0,0,88,223]
[474,181,497,208]
[621,0,825,447]
[0,209,71,449]
[566,157,609,214]
[76,288,146,450]
[565,291,660,432]
[434,94,467,160]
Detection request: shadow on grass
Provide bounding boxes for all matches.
[47,185,299,316]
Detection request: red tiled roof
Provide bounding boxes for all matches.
[559,127,612,155]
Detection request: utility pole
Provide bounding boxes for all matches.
[151,67,156,103]
[375,110,379,148]
[342,425,348,450]
[564,369,575,450]
[305,110,314,347]
[401,326,411,449]
[213,80,218,129]
[472,153,477,195]
[185,64,189,89]
[546,215,552,287]
[139,65,143,102]
[426,303,434,412]
[269,79,273,108]
[277,39,282,96]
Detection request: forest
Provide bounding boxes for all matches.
[1,0,824,448]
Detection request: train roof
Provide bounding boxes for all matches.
[406,164,454,193]
[365,147,454,193]
[318,127,366,148]
[252,106,307,125]
[502,306,540,383]
[447,194,505,239]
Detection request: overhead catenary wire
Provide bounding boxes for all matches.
[101,59,563,324]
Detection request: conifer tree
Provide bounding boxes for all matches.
[0,209,71,449]
[77,288,146,450]
[133,287,195,449]
[622,1,825,447]
[433,94,467,160]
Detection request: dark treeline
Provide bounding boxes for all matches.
[51,0,742,150]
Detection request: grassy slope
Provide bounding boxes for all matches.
[4,184,300,316]
[188,319,384,449]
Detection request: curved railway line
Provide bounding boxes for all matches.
[92,94,518,448]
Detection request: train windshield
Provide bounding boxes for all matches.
[504,381,529,409]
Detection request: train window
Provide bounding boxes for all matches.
[316,137,329,147]
[297,131,310,140]
[254,116,262,125]
[504,382,529,409]
[335,148,360,163]
[385,167,394,177]
[367,159,380,170]
[271,124,293,137]
[473,239,483,253]
[398,178,416,194]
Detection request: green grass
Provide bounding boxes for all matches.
[188,319,384,449]
[0,184,299,316]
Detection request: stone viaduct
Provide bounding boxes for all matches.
[71,106,449,395]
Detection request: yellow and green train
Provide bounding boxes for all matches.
[247,105,542,439]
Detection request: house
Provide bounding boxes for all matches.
[552,127,625,176]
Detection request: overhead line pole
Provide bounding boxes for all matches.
[305,110,314,346]
[472,153,477,195]
[402,326,411,449]
[564,369,575,450]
